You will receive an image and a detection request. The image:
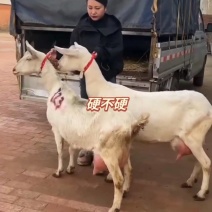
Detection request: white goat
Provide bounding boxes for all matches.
[55,42,212,201]
[12,41,149,212]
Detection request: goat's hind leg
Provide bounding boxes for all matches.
[66,146,75,174]
[182,118,212,200]
[52,127,64,178]
[181,161,201,188]
[189,145,211,200]
[187,145,211,200]
[101,154,124,212]
[123,158,132,198]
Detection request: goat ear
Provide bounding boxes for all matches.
[54,46,79,56]
[54,46,70,55]
[74,42,85,50]
[25,40,38,58]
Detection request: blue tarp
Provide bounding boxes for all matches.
[10,0,200,36]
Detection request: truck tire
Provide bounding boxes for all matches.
[193,57,207,87]
[170,72,180,91]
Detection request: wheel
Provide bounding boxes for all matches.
[170,72,180,91]
[193,57,207,87]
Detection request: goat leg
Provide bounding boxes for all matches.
[181,161,200,188]
[66,146,75,174]
[52,127,64,178]
[101,155,124,212]
[123,158,132,198]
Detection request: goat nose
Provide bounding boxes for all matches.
[12,68,17,74]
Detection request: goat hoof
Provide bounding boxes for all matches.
[66,166,75,175]
[123,190,128,198]
[181,182,192,188]
[52,172,62,178]
[114,209,120,212]
[193,194,205,201]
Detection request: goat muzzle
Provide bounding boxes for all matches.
[12,68,16,74]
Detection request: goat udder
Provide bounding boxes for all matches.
[93,153,128,175]
[174,140,192,160]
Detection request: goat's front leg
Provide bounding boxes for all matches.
[102,155,124,212]
[52,127,64,178]
[66,146,75,174]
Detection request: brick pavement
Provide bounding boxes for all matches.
[1,32,212,212]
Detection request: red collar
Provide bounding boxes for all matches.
[40,51,53,73]
[83,51,98,72]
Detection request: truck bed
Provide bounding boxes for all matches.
[119,56,149,80]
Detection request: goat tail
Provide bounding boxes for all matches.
[131,113,150,137]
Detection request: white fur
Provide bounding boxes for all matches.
[12,41,149,212]
[56,42,212,200]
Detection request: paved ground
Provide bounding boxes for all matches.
[0,32,212,212]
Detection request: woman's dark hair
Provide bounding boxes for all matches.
[86,0,108,7]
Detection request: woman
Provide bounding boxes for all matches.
[69,0,124,166]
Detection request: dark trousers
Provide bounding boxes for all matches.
[80,75,116,99]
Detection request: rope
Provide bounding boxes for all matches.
[151,0,158,14]
[148,0,158,77]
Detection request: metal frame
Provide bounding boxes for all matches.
[21,25,152,36]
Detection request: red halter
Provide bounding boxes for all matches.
[83,51,98,72]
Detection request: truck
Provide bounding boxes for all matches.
[9,0,208,101]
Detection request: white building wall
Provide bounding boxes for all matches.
[201,0,212,15]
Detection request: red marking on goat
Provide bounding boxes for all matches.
[50,88,64,110]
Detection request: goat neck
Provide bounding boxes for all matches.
[40,61,62,93]
[83,54,107,95]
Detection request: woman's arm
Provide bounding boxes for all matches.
[94,28,123,61]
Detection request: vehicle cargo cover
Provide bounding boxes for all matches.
[10,0,200,36]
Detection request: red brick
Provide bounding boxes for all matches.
[0,154,16,160]
[0,170,6,176]
[5,180,32,190]
[0,177,9,185]
[39,167,55,174]
[1,166,26,174]
[22,170,49,179]
[36,194,68,205]
[25,149,41,154]
[0,185,14,194]
[21,209,42,212]
[0,201,23,212]
[10,189,40,199]
[37,194,109,212]
[43,203,78,212]
[15,198,47,210]
[0,193,18,203]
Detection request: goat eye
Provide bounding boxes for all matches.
[26,57,31,61]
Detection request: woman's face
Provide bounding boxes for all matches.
[87,0,106,21]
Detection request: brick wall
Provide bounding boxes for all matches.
[203,15,212,29]
[0,4,11,31]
